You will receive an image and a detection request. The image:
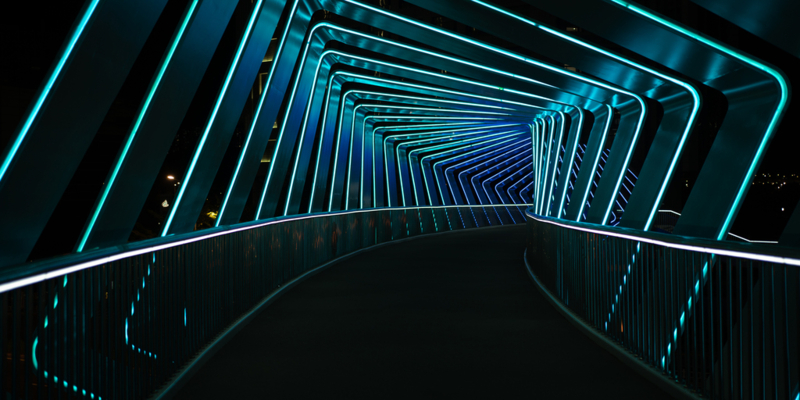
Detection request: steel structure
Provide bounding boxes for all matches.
[0,0,798,398]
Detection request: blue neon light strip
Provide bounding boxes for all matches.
[79,0,200,250]
[164,0,264,235]
[575,105,613,221]
[0,0,102,185]
[609,0,789,239]
[217,0,301,224]
[470,0,699,228]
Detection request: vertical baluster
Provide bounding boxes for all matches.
[781,266,793,400]
[728,258,734,399]
[78,270,86,399]
[698,253,707,397]
[770,267,778,399]
[37,281,45,400]
[24,284,32,398]
[12,287,20,399]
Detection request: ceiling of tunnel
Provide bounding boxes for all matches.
[0,0,798,266]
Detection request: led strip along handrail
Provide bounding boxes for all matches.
[257,20,607,214]
[79,0,201,250]
[524,210,800,266]
[407,129,528,206]
[423,132,529,206]
[342,0,649,220]
[656,209,779,244]
[608,0,789,239]
[471,0,700,228]
[529,205,795,378]
[443,138,531,206]
[0,204,535,295]
[303,67,551,213]
[163,0,264,235]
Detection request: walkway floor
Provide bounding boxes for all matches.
[175,225,673,399]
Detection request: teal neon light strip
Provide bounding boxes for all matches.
[164,0,264,235]
[609,0,789,238]
[538,119,549,214]
[307,68,545,212]
[556,109,584,218]
[540,117,556,215]
[531,124,539,210]
[444,138,530,205]
[576,105,613,221]
[461,143,532,205]
[471,0,672,224]
[545,113,566,216]
[482,155,533,204]
[0,0,102,184]
[367,116,504,207]
[470,144,533,205]
[218,0,300,225]
[358,106,513,208]
[305,62,551,210]
[405,129,519,205]
[425,131,527,205]
[534,23,699,226]
[78,0,200,250]
[345,0,646,123]
[262,20,582,211]
[384,124,522,206]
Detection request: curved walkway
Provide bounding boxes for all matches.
[175,225,673,399]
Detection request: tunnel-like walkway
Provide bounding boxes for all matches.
[175,226,672,398]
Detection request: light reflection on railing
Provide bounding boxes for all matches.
[0,205,522,399]
[525,208,799,399]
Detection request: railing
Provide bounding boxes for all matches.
[0,205,522,399]
[525,208,799,400]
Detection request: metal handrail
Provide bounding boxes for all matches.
[525,207,799,399]
[0,205,523,399]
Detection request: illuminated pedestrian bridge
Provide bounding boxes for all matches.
[0,0,798,398]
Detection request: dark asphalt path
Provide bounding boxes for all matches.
[175,225,673,399]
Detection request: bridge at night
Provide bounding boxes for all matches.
[0,0,798,398]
